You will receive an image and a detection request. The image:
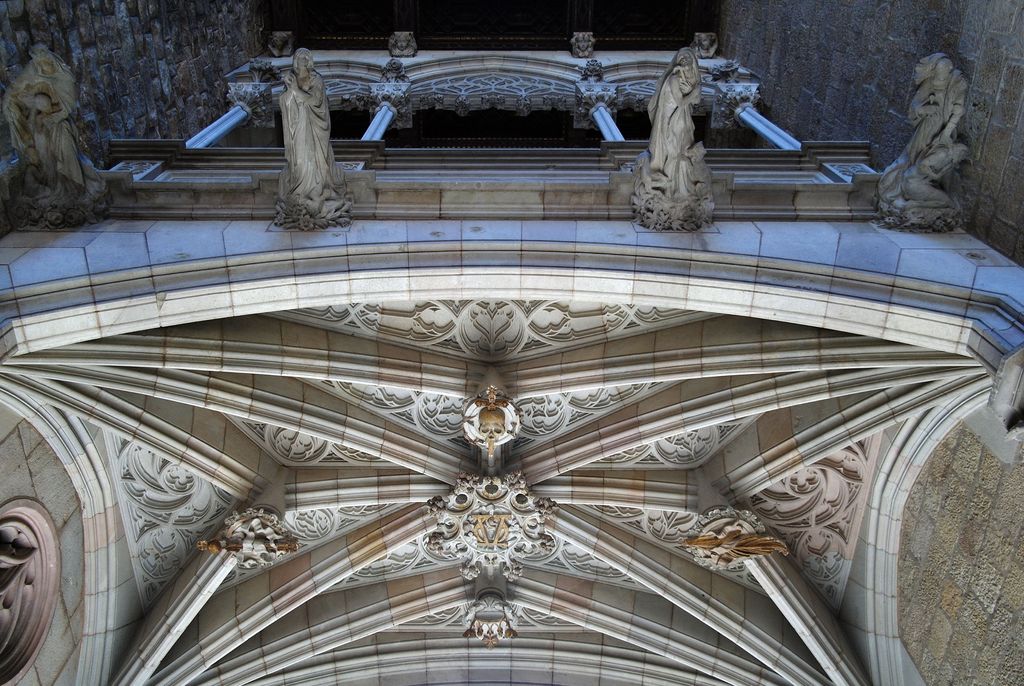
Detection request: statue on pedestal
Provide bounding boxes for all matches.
[275,48,353,231]
[2,44,106,230]
[876,53,968,232]
[632,47,714,231]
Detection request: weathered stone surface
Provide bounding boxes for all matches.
[899,421,1024,685]
[0,0,269,165]
[719,1,1024,262]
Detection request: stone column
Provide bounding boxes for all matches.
[186,83,272,149]
[735,102,802,151]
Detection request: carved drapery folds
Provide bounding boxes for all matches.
[876,53,969,232]
[0,501,59,683]
[198,508,300,569]
[275,49,353,231]
[427,473,556,581]
[1,44,107,231]
[683,507,788,570]
[632,47,714,231]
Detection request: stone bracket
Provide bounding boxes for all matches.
[227,83,274,128]
[574,82,618,129]
[711,83,761,129]
[989,344,1024,442]
[370,82,412,129]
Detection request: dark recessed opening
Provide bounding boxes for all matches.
[384,109,603,148]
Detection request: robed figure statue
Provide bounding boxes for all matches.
[275,48,353,231]
[2,44,106,230]
[632,47,713,231]
[877,53,968,232]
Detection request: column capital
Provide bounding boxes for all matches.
[227,82,273,128]
[370,81,412,128]
[574,81,618,129]
[711,83,761,129]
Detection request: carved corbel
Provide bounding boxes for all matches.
[574,81,618,129]
[682,507,788,570]
[389,31,418,57]
[570,31,595,58]
[227,82,274,128]
[370,81,412,129]
[711,83,761,129]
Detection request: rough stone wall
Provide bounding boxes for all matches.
[0,413,84,685]
[0,0,269,165]
[718,1,1024,262]
[898,422,1024,686]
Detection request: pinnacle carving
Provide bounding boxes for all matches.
[427,473,555,581]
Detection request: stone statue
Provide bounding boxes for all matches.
[275,48,353,231]
[632,47,714,231]
[1,44,106,230]
[876,53,969,232]
[691,32,718,59]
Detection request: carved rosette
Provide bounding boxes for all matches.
[427,473,556,581]
[388,31,418,57]
[227,82,273,128]
[198,508,300,569]
[0,501,59,683]
[570,32,596,58]
[683,507,788,571]
[381,58,410,84]
[462,386,522,460]
[463,591,520,648]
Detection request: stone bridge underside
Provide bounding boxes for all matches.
[1,218,1021,686]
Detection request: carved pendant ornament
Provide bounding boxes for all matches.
[427,473,556,581]
[463,386,522,461]
[683,507,788,571]
[198,508,300,569]
[463,591,520,648]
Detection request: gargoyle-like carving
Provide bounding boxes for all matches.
[691,32,719,59]
[632,47,714,231]
[876,53,968,232]
[683,507,788,570]
[570,32,596,58]
[389,31,418,57]
[427,473,556,581]
[268,31,294,57]
[198,507,299,569]
[2,44,107,231]
[275,49,353,231]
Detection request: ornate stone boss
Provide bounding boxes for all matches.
[427,472,555,581]
[198,507,299,569]
[683,507,788,570]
